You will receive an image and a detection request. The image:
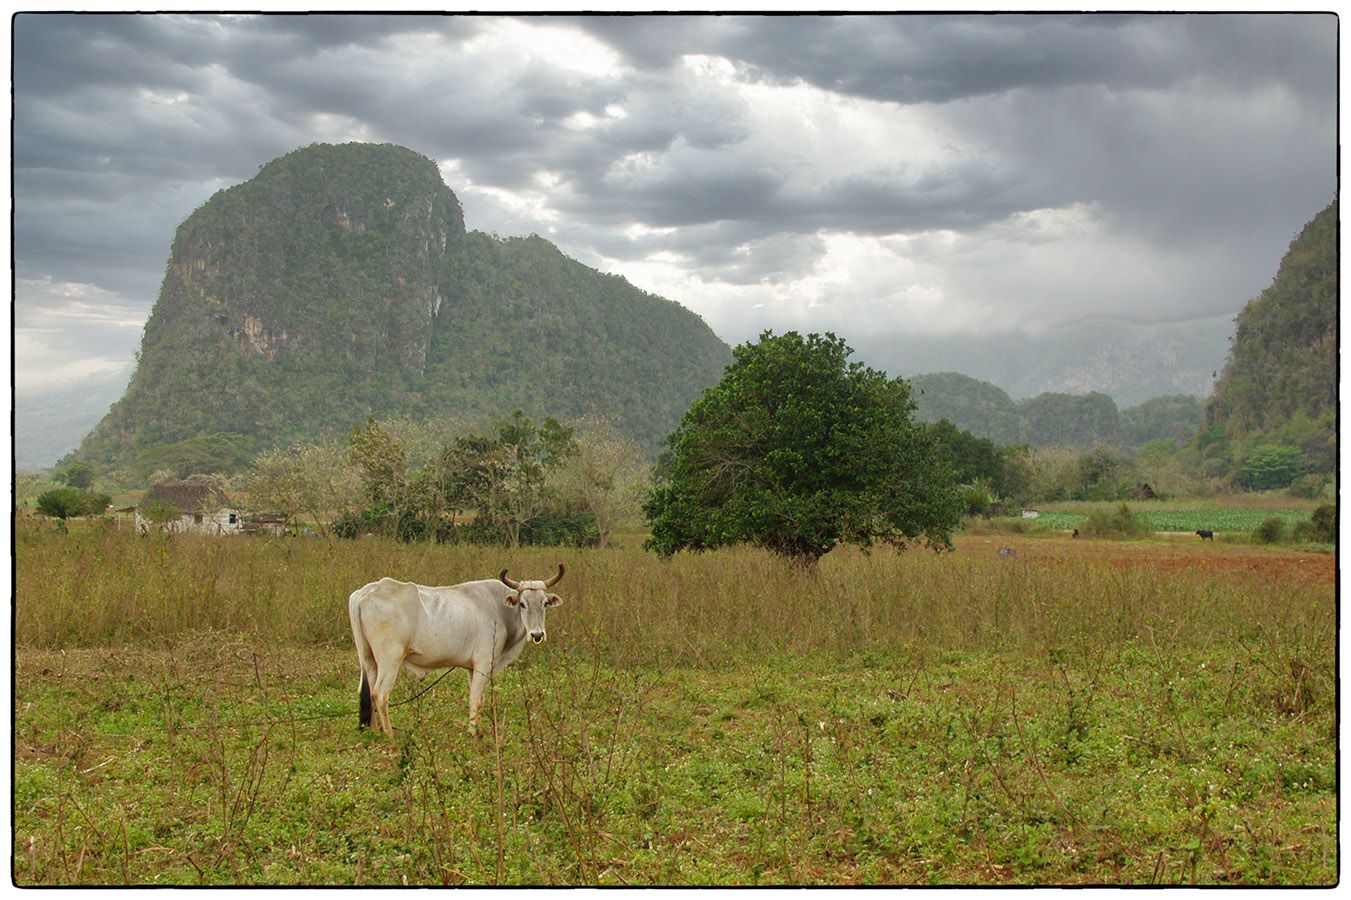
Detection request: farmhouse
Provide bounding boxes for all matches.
[242,513,288,536]
[136,481,244,535]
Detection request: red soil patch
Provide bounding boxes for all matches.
[955,534,1335,588]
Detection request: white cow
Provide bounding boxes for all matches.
[348,565,565,737]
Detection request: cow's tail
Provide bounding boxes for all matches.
[359,670,373,729]
[349,588,375,730]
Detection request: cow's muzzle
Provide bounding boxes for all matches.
[530,631,546,644]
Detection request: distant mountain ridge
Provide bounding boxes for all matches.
[908,371,1203,450]
[70,142,732,474]
[850,315,1231,406]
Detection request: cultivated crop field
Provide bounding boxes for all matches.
[1019,497,1326,535]
[13,524,1336,885]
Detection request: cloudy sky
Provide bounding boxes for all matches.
[12,11,1338,398]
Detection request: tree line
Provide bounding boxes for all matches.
[35,329,1333,563]
[248,412,649,549]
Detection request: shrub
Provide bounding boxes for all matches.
[1253,517,1288,544]
[1309,503,1336,543]
[962,517,1033,536]
[1075,446,1133,501]
[332,506,425,542]
[959,482,994,517]
[1290,521,1320,543]
[518,506,600,548]
[1286,474,1326,499]
[35,487,112,521]
[1078,503,1148,538]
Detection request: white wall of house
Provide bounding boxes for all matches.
[136,506,245,535]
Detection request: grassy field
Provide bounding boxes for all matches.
[12,524,1337,885]
[1020,496,1326,535]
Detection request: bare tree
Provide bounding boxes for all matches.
[550,416,650,547]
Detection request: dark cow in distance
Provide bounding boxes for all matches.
[1196,529,1214,541]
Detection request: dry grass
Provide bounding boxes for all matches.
[15,523,1332,668]
[12,523,1336,885]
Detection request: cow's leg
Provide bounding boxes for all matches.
[467,663,492,737]
[370,659,401,738]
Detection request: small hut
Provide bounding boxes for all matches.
[1127,483,1159,501]
[136,481,244,535]
[242,513,288,536]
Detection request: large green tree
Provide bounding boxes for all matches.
[644,331,962,566]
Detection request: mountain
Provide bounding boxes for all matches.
[850,315,1230,407]
[1120,394,1206,448]
[1198,199,1337,474]
[909,373,1021,445]
[910,372,1204,451]
[70,143,731,475]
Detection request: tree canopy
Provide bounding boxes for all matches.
[644,331,962,565]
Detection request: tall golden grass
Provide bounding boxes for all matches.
[15,522,1331,669]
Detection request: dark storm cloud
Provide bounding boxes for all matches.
[575,14,1333,106]
[12,11,1339,401]
[229,12,478,50]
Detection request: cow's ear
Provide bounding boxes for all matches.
[504,593,520,607]
[545,593,563,608]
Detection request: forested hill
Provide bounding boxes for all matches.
[1197,199,1338,474]
[909,371,1204,450]
[72,143,731,474]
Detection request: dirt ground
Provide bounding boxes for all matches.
[954,533,1336,588]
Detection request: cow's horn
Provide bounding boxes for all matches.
[545,564,565,587]
[498,569,521,590]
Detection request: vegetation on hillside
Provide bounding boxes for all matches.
[910,372,1022,445]
[429,232,731,451]
[69,142,730,479]
[910,373,1203,452]
[1121,395,1205,448]
[1199,200,1337,482]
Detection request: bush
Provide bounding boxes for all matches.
[1290,521,1320,543]
[1286,474,1326,499]
[1078,503,1148,538]
[1074,446,1134,501]
[961,517,1033,536]
[1290,508,1336,545]
[518,506,600,548]
[1310,503,1336,543]
[959,482,994,517]
[1253,517,1288,544]
[332,507,425,542]
[35,487,112,521]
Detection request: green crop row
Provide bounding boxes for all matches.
[1016,508,1315,533]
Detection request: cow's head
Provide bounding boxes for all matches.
[499,564,564,644]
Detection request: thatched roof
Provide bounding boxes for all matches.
[139,481,232,514]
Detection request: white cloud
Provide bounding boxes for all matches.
[14,277,146,394]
